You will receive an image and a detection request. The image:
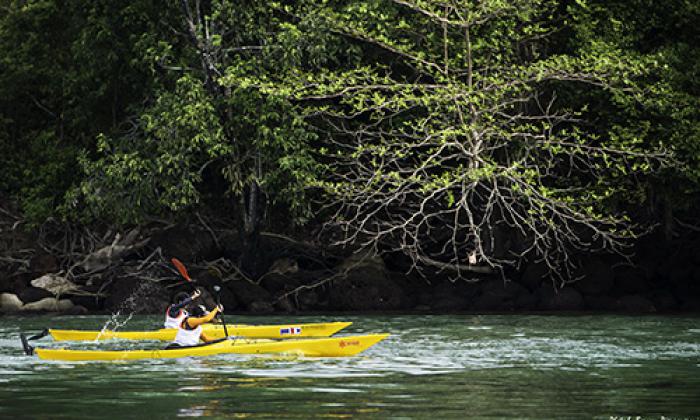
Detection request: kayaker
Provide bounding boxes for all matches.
[167,303,224,348]
[164,289,201,329]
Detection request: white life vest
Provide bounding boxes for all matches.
[173,319,202,346]
[164,307,188,329]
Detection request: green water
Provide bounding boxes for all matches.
[0,315,698,419]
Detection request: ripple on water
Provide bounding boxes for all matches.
[1,314,699,419]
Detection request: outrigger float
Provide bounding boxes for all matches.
[46,321,353,341]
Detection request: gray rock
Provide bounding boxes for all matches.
[259,272,298,294]
[64,305,89,315]
[226,279,271,307]
[249,300,274,313]
[23,297,74,312]
[0,293,23,312]
[18,286,53,303]
[329,252,406,310]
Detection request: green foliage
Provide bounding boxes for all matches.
[0,0,698,265]
[73,75,227,223]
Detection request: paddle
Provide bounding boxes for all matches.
[171,257,192,282]
[26,328,49,341]
[19,333,34,355]
[213,285,229,338]
[171,257,202,302]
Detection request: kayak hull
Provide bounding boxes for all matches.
[49,322,352,341]
[34,334,389,361]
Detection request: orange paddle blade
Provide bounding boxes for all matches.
[171,258,191,282]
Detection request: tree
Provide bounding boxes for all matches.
[0,0,165,222]
[75,0,321,273]
[276,0,666,283]
[564,0,700,240]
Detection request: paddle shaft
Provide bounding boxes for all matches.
[214,287,229,338]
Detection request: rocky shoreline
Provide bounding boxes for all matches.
[2,219,700,317]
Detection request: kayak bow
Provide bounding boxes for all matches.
[49,321,352,341]
[33,334,389,361]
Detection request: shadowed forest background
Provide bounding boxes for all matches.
[1,0,699,315]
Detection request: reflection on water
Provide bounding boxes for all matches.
[0,314,699,418]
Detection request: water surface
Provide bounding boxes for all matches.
[1,314,698,418]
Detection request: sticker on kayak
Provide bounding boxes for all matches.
[339,340,360,348]
[280,327,302,335]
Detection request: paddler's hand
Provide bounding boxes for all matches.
[191,289,201,300]
[216,304,224,313]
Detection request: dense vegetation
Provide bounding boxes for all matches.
[1,0,698,309]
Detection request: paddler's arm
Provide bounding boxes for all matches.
[184,305,222,329]
[169,289,201,315]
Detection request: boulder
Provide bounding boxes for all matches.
[18,286,53,303]
[104,277,169,314]
[249,300,274,313]
[617,295,656,313]
[259,273,298,295]
[23,297,74,312]
[64,305,89,315]
[574,257,615,296]
[472,280,527,311]
[69,295,103,311]
[226,279,271,311]
[538,287,584,311]
[0,293,23,312]
[329,253,406,310]
[151,225,219,262]
[274,296,296,313]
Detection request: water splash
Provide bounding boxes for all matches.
[96,281,160,341]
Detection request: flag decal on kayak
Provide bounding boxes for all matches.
[280,327,302,335]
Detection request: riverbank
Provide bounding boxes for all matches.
[2,217,700,316]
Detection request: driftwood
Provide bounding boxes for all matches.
[76,229,150,273]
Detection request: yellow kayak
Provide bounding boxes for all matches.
[34,334,389,361]
[49,321,352,341]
